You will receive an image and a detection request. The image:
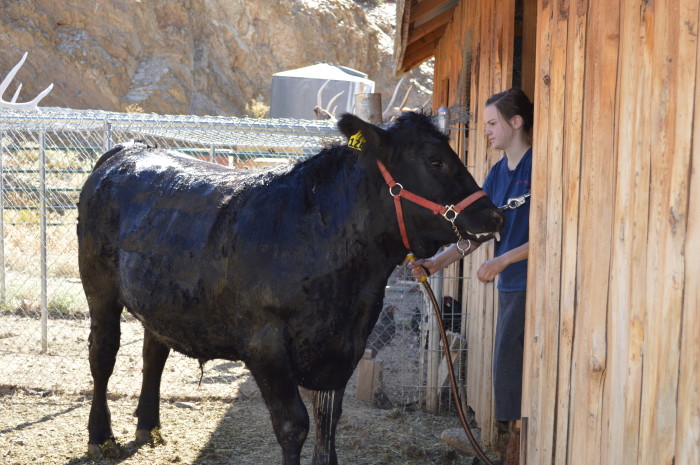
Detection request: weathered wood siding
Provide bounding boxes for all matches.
[524,1,699,464]
[429,0,698,460]
[432,0,517,446]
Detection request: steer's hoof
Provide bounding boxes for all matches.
[135,427,166,446]
[87,439,120,459]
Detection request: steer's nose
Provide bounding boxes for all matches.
[491,210,505,229]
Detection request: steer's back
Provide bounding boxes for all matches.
[77,143,277,358]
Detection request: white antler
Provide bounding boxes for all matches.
[0,52,54,111]
[314,80,344,120]
[382,73,418,121]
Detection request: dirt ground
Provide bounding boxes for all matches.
[0,316,487,465]
[0,384,482,465]
[0,277,489,464]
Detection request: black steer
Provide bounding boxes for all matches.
[77,112,503,465]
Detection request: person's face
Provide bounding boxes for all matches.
[484,104,520,150]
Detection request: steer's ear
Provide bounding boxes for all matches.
[337,113,389,156]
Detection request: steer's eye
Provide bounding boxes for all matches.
[429,159,444,169]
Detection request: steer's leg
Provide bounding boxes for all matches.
[311,387,346,465]
[134,328,170,445]
[247,323,308,465]
[86,294,122,459]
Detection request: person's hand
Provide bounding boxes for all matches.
[477,256,507,283]
[407,258,435,282]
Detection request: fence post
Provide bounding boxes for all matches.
[354,93,383,124]
[210,144,215,163]
[104,121,112,152]
[425,270,444,412]
[40,131,48,353]
[0,131,5,305]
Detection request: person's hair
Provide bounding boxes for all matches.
[485,88,534,134]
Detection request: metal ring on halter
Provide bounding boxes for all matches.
[442,205,458,221]
[456,239,472,256]
[389,183,403,197]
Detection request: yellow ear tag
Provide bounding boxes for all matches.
[348,130,366,151]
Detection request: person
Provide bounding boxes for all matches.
[409,88,533,465]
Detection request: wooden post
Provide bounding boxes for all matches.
[355,349,383,401]
[426,273,443,412]
[438,331,467,388]
[354,93,383,124]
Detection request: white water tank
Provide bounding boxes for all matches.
[270,63,375,119]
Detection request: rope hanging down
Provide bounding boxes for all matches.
[406,254,495,465]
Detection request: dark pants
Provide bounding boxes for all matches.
[493,290,526,422]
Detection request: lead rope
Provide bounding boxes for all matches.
[406,253,495,465]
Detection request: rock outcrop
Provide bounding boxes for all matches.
[0,0,432,116]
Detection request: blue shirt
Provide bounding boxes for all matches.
[482,148,531,292]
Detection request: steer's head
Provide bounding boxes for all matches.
[338,112,504,258]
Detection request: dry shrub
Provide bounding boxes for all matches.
[245,98,269,118]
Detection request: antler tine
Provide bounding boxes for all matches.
[0,52,54,111]
[11,83,22,103]
[326,91,344,115]
[397,83,414,111]
[314,80,344,120]
[382,74,409,119]
[316,80,330,108]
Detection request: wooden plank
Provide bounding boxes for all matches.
[639,0,695,463]
[523,0,570,463]
[464,0,516,447]
[473,0,497,444]
[675,4,700,459]
[402,40,440,72]
[495,0,515,90]
[355,350,382,401]
[409,0,458,25]
[552,1,587,464]
[566,0,620,463]
[519,0,551,457]
[408,21,449,47]
[404,0,449,73]
[520,0,537,100]
[438,331,467,387]
[426,275,443,412]
[605,1,653,464]
[465,0,491,444]
[448,0,462,107]
[410,7,455,39]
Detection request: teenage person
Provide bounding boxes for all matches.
[409,88,533,465]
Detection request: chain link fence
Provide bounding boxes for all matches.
[0,107,466,413]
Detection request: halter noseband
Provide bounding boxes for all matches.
[376,160,486,251]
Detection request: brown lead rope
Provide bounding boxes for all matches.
[407,254,495,465]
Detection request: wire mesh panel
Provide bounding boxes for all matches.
[365,268,470,412]
[0,107,465,413]
[0,107,340,399]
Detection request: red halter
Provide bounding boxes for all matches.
[376,160,487,250]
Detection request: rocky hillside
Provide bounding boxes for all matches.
[0,0,432,117]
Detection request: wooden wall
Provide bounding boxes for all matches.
[429,0,698,460]
[432,0,517,446]
[524,0,699,464]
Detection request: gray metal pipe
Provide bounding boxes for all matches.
[40,131,48,353]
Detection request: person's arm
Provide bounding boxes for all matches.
[476,241,528,283]
[408,240,482,280]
